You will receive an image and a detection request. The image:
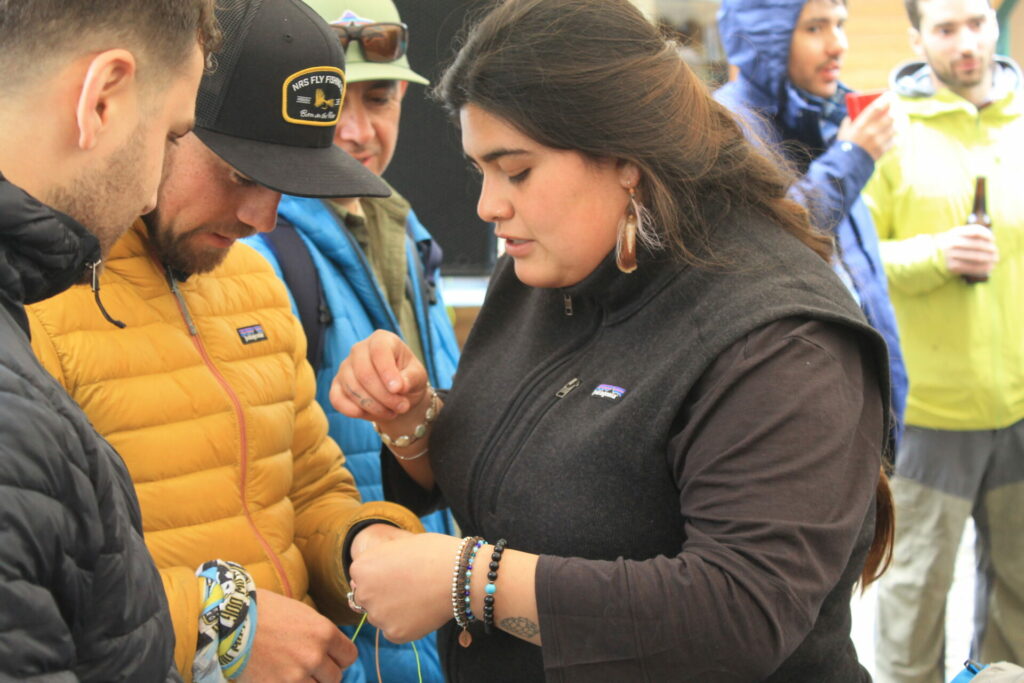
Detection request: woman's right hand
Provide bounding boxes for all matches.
[330,330,429,424]
[333,330,439,491]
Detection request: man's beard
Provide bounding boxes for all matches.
[46,127,146,282]
[931,51,991,92]
[142,210,254,275]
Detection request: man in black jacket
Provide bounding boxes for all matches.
[0,1,216,679]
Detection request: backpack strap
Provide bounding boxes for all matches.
[408,223,443,306]
[261,217,332,370]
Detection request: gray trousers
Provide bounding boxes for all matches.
[874,420,1024,683]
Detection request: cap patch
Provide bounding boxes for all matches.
[282,66,346,127]
[334,10,373,24]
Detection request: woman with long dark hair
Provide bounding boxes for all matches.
[333,0,893,679]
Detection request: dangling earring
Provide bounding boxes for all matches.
[616,187,639,273]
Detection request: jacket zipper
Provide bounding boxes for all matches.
[484,376,581,515]
[166,270,294,598]
[555,377,581,397]
[466,299,601,521]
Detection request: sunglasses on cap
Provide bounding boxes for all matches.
[331,22,408,63]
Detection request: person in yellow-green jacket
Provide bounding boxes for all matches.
[26,1,425,681]
[863,0,1024,679]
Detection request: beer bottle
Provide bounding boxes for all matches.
[963,176,991,285]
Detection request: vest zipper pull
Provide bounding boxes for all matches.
[555,378,580,398]
[563,294,573,316]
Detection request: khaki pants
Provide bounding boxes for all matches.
[874,422,1024,683]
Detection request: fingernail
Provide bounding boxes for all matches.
[387,379,401,391]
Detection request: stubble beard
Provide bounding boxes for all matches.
[142,211,253,276]
[930,50,992,94]
[46,127,147,282]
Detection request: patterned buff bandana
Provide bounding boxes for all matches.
[194,560,258,682]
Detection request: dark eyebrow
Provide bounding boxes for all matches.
[480,148,530,164]
[932,13,986,29]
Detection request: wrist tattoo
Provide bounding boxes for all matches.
[500,616,539,639]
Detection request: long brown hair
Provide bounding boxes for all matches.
[436,0,893,586]
[862,464,895,588]
[434,0,831,264]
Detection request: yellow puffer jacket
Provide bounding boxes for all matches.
[27,221,424,680]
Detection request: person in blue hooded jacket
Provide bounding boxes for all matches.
[715,0,908,444]
[243,1,460,681]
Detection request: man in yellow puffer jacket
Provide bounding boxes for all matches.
[863,0,1024,679]
[26,1,425,681]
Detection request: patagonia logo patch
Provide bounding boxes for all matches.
[591,384,626,401]
[282,66,345,126]
[237,324,268,344]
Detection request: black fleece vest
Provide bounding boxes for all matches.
[392,209,889,682]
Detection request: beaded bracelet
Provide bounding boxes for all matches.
[451,536,482,647]
[483,539,507,635]
[463,538,485,624]
[373,385,439,449]
[451,537,474,629]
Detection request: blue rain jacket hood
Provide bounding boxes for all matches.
[715,0,908,442]
[717,0,808,115]
[717,0,854,145]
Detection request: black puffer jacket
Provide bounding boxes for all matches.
[0,175,179,681]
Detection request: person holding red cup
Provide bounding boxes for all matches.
[846,88,886,120]
[716,0,908,452]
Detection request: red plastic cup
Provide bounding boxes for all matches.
[845,89,885,120]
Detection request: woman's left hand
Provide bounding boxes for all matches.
[348,532,462,643]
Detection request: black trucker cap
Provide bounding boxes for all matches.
[194,0,389,199]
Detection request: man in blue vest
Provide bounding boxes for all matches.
[715,0,908,445]
[244,1,459,680]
